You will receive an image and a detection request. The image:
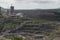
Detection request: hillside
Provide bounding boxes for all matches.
[0,8,60,40]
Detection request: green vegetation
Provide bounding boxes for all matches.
[0,12,60,40]
[11,37,23,40]
[4,23,20,29]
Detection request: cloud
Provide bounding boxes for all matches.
[0,0,60,9]
[15,0,58,4]
[0,0,14,3]
[14,0,60,9]
[0,0,15,8]
[33,0,56,3]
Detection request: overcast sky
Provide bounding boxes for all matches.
[0,0,60,9]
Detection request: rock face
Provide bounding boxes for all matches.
[14,24,55,33]
[6,21,55,40]
[53,37,60,40]
[0,35,11,40]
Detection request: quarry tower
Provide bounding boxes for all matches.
[10,5,14,15]
[0,7,2,15]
